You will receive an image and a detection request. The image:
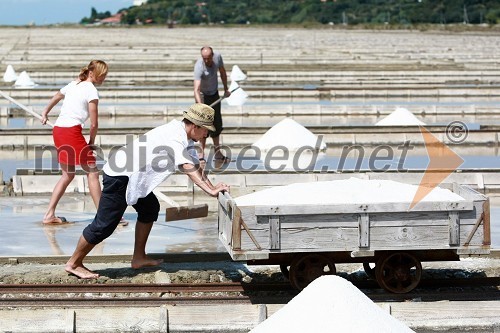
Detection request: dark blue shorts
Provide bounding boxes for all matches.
[82,173,160,245]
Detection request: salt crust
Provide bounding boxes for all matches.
[235,177,464,206]
[250,275,414,333]
[375,107,425,126]
[253,118,326,152]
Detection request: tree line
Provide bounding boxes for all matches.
[81,0,500,26]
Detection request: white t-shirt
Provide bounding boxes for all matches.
[103,119,199,205]
[54,81,99,127]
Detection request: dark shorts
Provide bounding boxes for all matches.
[82,173,160,245]
[202,93,223,137]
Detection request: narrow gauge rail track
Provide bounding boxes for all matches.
[0,277,498,307]
[0,282,290,294]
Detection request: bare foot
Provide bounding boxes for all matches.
[43,216,69,225]
[131,256,163,269]
[65,264,99,279]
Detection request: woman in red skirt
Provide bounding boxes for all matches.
[40,60,108,224]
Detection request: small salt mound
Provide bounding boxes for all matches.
[250,275,414,333]
[253,118,326,152]
[375,107,425,126]
[235,178,464,206]
[225,80,248,106]
[14,71,36,87]
[230,64,247,81]
[3,65,18,82]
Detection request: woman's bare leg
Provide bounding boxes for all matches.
[43,163,75,224]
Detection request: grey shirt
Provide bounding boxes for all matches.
[193,51,224,96]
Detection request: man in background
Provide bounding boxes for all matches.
[193,46,231,163]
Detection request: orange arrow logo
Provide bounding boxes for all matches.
[409,126,464,210]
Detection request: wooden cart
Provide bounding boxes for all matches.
[218,183,490,293]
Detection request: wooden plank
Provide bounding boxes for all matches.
[269,216,280,250]
[483,199,491,245]
[280,213,358,227]
[278,227,359,251]
[370,225,449,249]
[231,208,242,250]
[370,211,449,226]
[358,213,370,248]
[449,211,460,246]
[254,200,472,216]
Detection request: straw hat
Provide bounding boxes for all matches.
[183,103,216,132]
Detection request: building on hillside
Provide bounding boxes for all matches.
[133,0,147,6]
[98,13,124,25]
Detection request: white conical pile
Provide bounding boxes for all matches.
[225,80,248,106]
[250,275,414,333]
[3,65,18,82]
[375,107,425,126]
[252,118,326,169]
[230,64,247,81]
[253,118,326,152]
[14,71,36,87]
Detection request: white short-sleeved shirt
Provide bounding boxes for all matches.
[103,119,199,205]
[54,81,99,127]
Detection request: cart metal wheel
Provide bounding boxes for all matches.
[362,262,376,279]
[375,252,422,294]
[280,265,290,280]
[289,254,336,290]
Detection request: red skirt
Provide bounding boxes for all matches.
[53,125,95,166]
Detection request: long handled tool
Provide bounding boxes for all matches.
[0,90,209,221]
[0,90,54,126]
[209,83,244,108]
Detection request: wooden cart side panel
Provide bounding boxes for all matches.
[235,208,487,252]
[238,223,486,253]
[240,209,486,253]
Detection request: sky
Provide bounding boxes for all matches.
[0,0,133,26]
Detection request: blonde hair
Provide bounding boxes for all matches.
[79,60,108,81]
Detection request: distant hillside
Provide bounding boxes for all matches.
[82,0,500,26]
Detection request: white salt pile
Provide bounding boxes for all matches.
[235,177,464,206]
[375,107,425,126]
[14,71,36,87]
[225,80,248,106]
[253,118,326,152]
[250,275,414,333]
[3,65,18,82]
[230,64,247,81]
